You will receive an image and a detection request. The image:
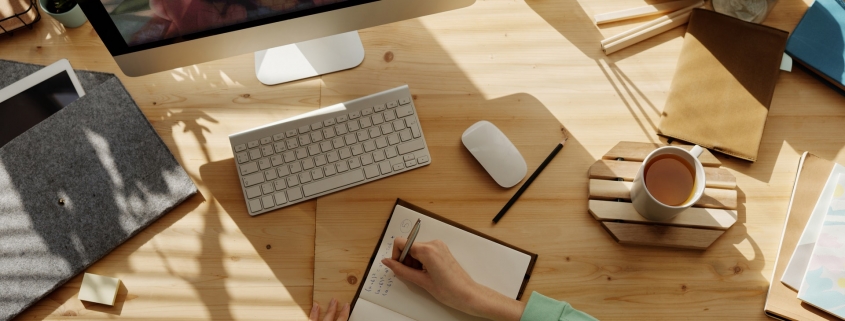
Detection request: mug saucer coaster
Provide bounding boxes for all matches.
[587,141,738,250]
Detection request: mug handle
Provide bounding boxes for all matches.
[690,145,704,158]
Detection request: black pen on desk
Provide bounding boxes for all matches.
[492,137,568,223]
[399,219,421,263]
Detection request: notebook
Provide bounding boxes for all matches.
[783,165,845,290]
[798,174,845,319]
[349,200,537,321]
[764,153,840,321]
[657,9,788,162]
[785,0,845,94]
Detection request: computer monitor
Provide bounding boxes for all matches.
[80,0,475,84]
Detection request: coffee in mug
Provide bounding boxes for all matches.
[643,154,695,206]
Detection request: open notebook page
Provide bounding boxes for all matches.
[350,205,532,321]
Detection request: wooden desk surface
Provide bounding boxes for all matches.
[3,0,844,320]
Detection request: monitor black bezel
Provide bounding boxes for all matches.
[79,0,378,57]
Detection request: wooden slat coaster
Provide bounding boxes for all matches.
[588,142,738,250]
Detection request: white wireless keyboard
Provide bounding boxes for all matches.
[229,85,431,216]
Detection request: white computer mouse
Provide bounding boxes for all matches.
[461,121,527,188]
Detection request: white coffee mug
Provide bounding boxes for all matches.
[630,145,706,221]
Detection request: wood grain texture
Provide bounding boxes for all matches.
[603,141,722,167]
[601,222,726,250]
[594,0,700,24]
[0,0,838,319]
[589,179,738,209]
[589,159,737,188]
[589,200,737,229]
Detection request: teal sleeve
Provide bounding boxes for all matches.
[519,292,598,321]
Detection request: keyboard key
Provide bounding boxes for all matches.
[323,127,336,139]
[249,149,262,160]
[384,110,396,121]
[385,146,399,158]
[262,145,275,156]
[393,120,405,131]
[400,97,411,105]
[286,129,298,138]
[351,144,364,156]
[357,131,369,142]
[345,134,357,145]
[417,155,430,164]
[339,147,352,159]
[235,144,247,152]
[378,161,392,174]
[361,154,374,165]
[249,198,263,213]
[271,155,284,167]
[349,157,361,169]
[311,122,323,131]
[298,125,310,134]
[348,120,360,132]
[246,186,262,199]
[302,158,315,170]
[274,142,286,153]
[375,137,388,149]
[337,161,349,172]
[274,179,286,190]
[324,165,337,176]
[302,169,365,197]
[315,154,327,166]
[287,188,304,201]
[381,124,394,135]
[273,133,285,141]
[396,105,414,118]
[336,115,348,123]
[400,129,412,142]
[363,141,376,152]
[404,155,414,161]
[308,145,320,156]
[290,162,302,173]
[311,131,323,142]
[405,159,417,167]
[392,163,405,171]
[243,173,264,186]
[240,162,258,175]
[350,111,361,119]
[389,157,404,166]
[387,101,399,108]
[258,158,271,170]
[388,134,400,145]
[323,118,336,127]
[283,151,296,163]
[362,107,373,115]
[335,124,348,135]
[262,195,275,209]
[274,192,287,205]
[261,136,272,145]
[398,140,425,154]
[299,172,312,183]
[312,169,324,180]
[286,139,299,149]
[277,166,290,177]
[373,150,386,162]
[248,140,260,148]
[262,183,274,194]
[410,124,421,138]
[374,104,386,112]
[237,152,250,164]
[369,127,381,138]
[287,175,300,187]
[296,148,308,159]
[265,169,278,181]
[405,117,418,126]
[299,135,311,146]
[360,117,372,128]
[327,151,340,163]
[372,113,384,125]
[364,165,380,178]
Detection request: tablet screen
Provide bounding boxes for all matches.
[0,71,80,147]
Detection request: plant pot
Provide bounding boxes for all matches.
[38,0,86,28]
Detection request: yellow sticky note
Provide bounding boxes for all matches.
[79,273,121,306]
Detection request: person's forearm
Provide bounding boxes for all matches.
[465,284,526,321]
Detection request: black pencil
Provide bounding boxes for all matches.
[492,137,568,223]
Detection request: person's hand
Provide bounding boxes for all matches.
[309,298,349,321]
[381,238,525,321]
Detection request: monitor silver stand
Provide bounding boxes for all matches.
[254,31,365,85]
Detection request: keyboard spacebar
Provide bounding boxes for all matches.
[303,169,366,197]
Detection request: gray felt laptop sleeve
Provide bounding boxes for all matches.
[0,60,198,320]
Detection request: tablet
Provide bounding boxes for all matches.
[0,59,85,147]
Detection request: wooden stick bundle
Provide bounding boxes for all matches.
[601,1,703,55]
